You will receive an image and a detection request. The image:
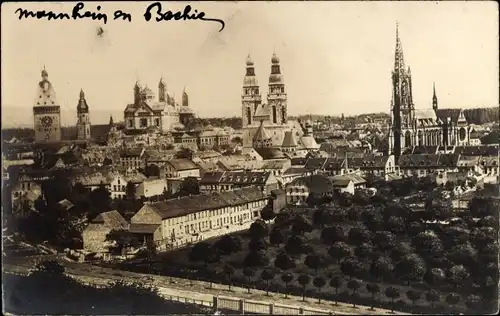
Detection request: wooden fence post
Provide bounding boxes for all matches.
[239,299,245,314]
[269,303,274,315]
[299,307,304,315]
[212,296,218,313]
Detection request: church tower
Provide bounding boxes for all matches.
[241,54,262,128]
[267,52,287,125]
[389,23,415,159]
[432,82,438,111]
[76,89,91,140]
[33,67,62,142]
[182,87,189,107]
[158,77,166,102]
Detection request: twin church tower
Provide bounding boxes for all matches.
[241,52,292,148]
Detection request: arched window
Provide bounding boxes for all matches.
[404,131,411,147]
[246,107,252,125]
[281,107,286,123]
[272,106,277,124]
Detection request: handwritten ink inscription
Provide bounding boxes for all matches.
[15,2,109,24]
[144,2,225,32]
[14,2,225,32]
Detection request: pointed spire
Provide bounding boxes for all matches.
[433,82,436,97]
[79,89,85,99]
[109,115,114,125]
[394,21,405,73]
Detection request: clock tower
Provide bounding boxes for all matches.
[33,68,61,142]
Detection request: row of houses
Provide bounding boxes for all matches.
[82,187,271,253]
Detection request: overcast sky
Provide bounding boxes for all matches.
[1,1,498,126]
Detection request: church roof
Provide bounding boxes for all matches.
[253,121,271,142]
[300,135,320,149]
[282,131,298,147]
[414,109,437,120]
[436,109,462,123]
[35,68,58,107]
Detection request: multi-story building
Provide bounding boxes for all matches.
[164,159,200,178]
[199,170,278,194]
[129,187,269,250]
[387,24,472,160]
[123,79,194,132]
[119,147,146,172]
[33,68,62,142]
[241,53,303,148]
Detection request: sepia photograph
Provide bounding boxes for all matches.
[1,1,499,315]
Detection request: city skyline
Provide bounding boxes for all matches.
[1,1,498,127]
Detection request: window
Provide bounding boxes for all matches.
[128,119,133,128]
[140,118,148,127]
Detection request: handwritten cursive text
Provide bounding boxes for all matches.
[144,3,225,32]
[15,2,108,24]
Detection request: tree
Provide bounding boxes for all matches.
[347,226,372,247]
[222,264,235,291]
[248,238,267,252]
[312,277,326,303]
[312,209,326,228]
[330,208,347,222]
[385,216,406,235]
[347,206,362,221]
[290,215,313,236]
[274,252,296,271]
[355,242,375,262]
[260,205,276,221]
[424,268,446,287]
[269,228,285,247]
[249,220,268,240]
[329,276,343,305]
[261,269,275,296]
[369,256,393,283]
[328,242,353,264]
[178,177,199,196]
[105,229,140,254]
[274,212,291,229]
[395,254,427,285]
[361,208,383,232]
[188,242,213,267]
[175,147,194,159]
[304,253,321,274]
[390,242,413,263]
[89,184,112,216]
[425,290,440,309]
[447,243,477,267]
[214,235,242,256]
[320,225,346,244]
[447,265,470,289]
[445,293,461,311]
[242,267,256,293]
[341,256,365,280]
[411,231,444,259]
[465,294,481,311]
[281,273,294,298]
[297,274,310,301]
[347,279,361,307]
[407,221,424,237]
[285,235,307,256]
[384,286,400,312]
[366,283,380,310]
[373,231,396,254]
[244,250,269,268]
[406,290,421,307]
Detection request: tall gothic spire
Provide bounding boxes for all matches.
[432,82,438,110]
[394,22,405,73]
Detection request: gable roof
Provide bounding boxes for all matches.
[288,174,333,193]
[436,108,462,123]
[282,131,298,147]
[167,158,199,171]
[90,210,128,230]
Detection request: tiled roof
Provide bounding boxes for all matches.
[254,148,286,160]
[74,172,110,186]
[478,156,498,167]
[120,147,144,158]
[457,155,480,168]
[200,170,271,185]
[90,210,129,230]
[129,223,160,234]
[437,154,460,167]
[282,167,309,176]
[304,158,327,170]
[146,187,268,220]
[412,146,439,154]
[282,131,298,147]
[261,160,289,170]
[300,136,320,149]
[398,154,441,168]
[167,158,199,171]
[290,157,308,166]
[199,130,218,137]
[454,146,498,156]
[436,109,462,123]
[197,161,219,172]
[323,157,346,171]
[253,122,271,141]
[288,175,333,193]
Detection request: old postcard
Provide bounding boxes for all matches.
[1,1,499,315]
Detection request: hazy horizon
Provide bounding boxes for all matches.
[1,1,498,127]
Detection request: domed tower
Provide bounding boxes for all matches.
[33,67,61,142]
[267,52,287,125]
[241,54,262,128]
[76,89,91,140]
[158,77,166,102]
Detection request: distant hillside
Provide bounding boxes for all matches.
[463,107,499,125]
[1,124,110,142]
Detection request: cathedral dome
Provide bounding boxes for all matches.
[246,54,254,66]
[268,73,283,84]
[271,52,280,64]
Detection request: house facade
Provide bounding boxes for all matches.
[164,158,200,178]
[130,187,269,250]
[82,210,129,253]
[199,171,279,194]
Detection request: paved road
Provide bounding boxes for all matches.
[3,258,410,315]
